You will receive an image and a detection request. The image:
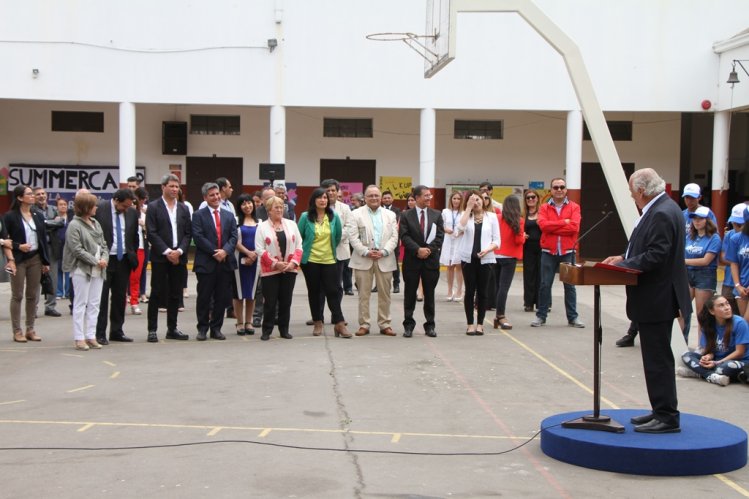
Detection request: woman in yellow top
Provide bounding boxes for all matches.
[297,188,351,338]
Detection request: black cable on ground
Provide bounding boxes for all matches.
[0,423,561,456]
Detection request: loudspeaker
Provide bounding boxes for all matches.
[162,121,187,155]
[259,163,285,181]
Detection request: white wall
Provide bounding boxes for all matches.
[0,101,682,190]
[2,0,748,112]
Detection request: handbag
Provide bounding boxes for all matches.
[40,271,54,295]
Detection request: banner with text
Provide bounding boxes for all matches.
[8,164,146,201]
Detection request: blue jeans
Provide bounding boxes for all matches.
[537,252,577,322]
[681,351,746,379]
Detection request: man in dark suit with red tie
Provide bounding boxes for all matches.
[399,185,444,337]
[192,182,238,341]
[603,168,691,434]
[146,174,192,343]
[94,188,139,344]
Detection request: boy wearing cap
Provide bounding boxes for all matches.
[681,183,717,232]
[721,203,748,313]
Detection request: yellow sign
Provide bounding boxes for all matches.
[379,176,412,200]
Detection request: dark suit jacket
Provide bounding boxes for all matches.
[621,194,691,323]
[145,198,192,265]
[3,210,50,265]
[383,204,402,222]
[399,207,444,271]
[191,206,238,274]
[94,200,140,269]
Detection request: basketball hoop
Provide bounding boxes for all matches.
[365,32,440,66]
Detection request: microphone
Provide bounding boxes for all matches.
[574,211,613,253]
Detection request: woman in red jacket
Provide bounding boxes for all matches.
[493,194,525,330]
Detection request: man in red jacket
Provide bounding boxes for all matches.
[531,177,585,328]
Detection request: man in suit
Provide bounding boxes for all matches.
[192,182,238,341]
[603,168,691,434]
[348,185,399,336]
[381,190,401,293]
[32,187,63,317]
[399,185,444,337]
[94,188,139,344]
[146,174,192,343]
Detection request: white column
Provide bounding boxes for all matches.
[712,111,730,191]
[565,110,583,189]
[269,105,286,164]
[419,108,436,187]
[119,102,136,185]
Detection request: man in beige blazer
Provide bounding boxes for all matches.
[347,185,399,336]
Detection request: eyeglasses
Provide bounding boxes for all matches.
[551,185,567,191]
[525,195,537,200]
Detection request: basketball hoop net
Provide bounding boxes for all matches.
[365,32,440,66]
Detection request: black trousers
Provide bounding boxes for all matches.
[196,268,232,333]
[148,261,185,333]
[402,262,439,330]
[317,259,347,319]
[96,257,131,339]
[462,258,491,325]
[638,320,680,426]
[262,273,297,336]
[303,262,344,324]
[523,245,541,309]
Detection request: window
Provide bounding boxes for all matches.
[51,111,104,132]
[454,120,503,140]
[323,118,373,138]
[583,121,632,141]
[190,115,240,135]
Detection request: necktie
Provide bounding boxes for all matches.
[419,209,425,240]
[214,209,222,248]
[115,213,123,261]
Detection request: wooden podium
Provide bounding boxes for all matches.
[559,262,640,433]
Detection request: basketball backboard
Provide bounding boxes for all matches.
[424,0,455,78]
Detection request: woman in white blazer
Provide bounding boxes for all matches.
[456,190,500,335]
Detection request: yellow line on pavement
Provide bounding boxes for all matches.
[0,419,520,441]
[110,371,120,379]
[207,427,222,436]
[0,400,25,406]
[714,474,749,497]
[391,433,401,443]
[103,361,116,367]
[66,385,95,393]
[77,423,95,432]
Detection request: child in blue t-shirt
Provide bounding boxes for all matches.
[678,294,749,386]
[725,215,749,322]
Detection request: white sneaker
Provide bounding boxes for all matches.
[676,366,700,379]
[445,295,453,302]
[706,373,730,386]
[130,305,142,315]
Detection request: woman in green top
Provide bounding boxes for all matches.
[298,188,351,338]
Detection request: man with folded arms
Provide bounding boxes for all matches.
[348,185,399,337]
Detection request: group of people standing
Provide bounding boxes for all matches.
[439,179,585,334]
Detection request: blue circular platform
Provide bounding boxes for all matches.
[541,410,747,476]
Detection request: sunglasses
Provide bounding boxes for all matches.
[551,185,567,191]
[525,195,537,200]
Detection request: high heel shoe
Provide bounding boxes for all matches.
[244,322,255,335]
[475,327,484,336]
[334,322,352,338]
[312,320,324,336]
[85,339,102,349]
[236,324,246,336]
[74,340,89,351]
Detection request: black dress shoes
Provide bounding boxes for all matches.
[403,328,413,338]
[196,330,208,341]
[210,331,226,340]
[279,332,293,339]
[260,333,271,341]
[425,328,437,338]
[96,336,109,346]
[147,331,158,343]
[393,284,400,293]
[45,309,62,317]
[634,419,680,434]
[630,413,655,425]
[110,334,133,343]
[344,290,355,296]
[166,329,189,340]
[616,332,637,347]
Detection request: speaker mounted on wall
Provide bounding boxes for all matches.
[162,121,187,155]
